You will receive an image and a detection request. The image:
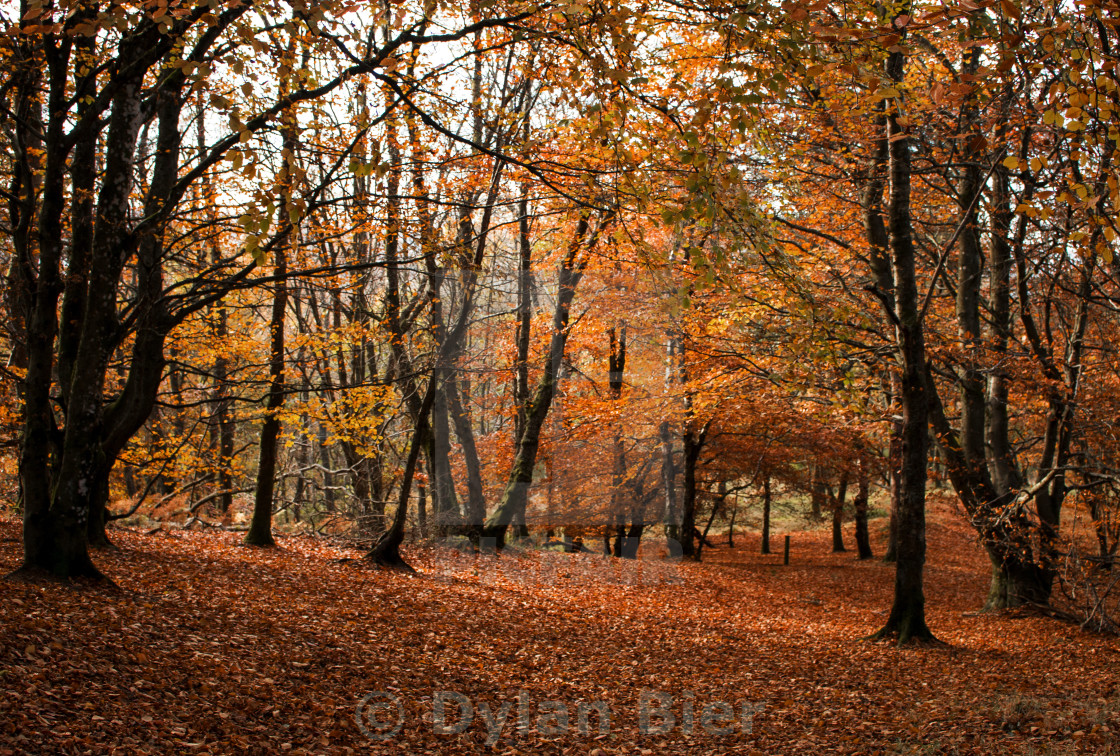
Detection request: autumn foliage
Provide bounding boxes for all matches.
[4,0,1120,751]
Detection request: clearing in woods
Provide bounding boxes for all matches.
[2,503,1119,755]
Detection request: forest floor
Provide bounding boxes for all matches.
[3,501,1120,755]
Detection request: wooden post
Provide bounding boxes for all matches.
[783,535,790,565]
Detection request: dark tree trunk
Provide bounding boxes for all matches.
[761,475,771,555]
[4,5,424,581]
[696,481,726,562]
[622,517,643,559]
[871,37,934,644]
[484,214,605,548]
[608,326,627,558]
[246,70,301,546]
[831,473,848,553]
[984,560,1053,609]
[884,418,901,563]
[86,474,113,549]
[660,419,678,549]
[854,452,873,559]
[245,244,287,548]
[445,379,486,533]
[679,426,706,560]
[513,182,533,446]
[366,377,438,571]
[859,93,899,568]
[209,230,236,514]
[428,382,461,535]
[11,23,201,580]
[318,426,337,513]
[987,161,1022,499]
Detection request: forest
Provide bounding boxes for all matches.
[3,0,1120,753]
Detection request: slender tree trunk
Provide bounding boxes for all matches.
[696,481,725,562]
[514,182,533,446]
[661,327,681,550]
[872,35,934,643]
[831,473,848,553]
[608,326,628,558]
[623,515,643,559]
[854,452,873,560]
[661,420,678,549]
[445,379,487,533]
[679,426,705,560]
[761,475,771,555]
[954,28,990,521]
[860,96,899,567]
[246,50,302,546]
[318,426,336,513]
[366,377,438,570]
[483,213,605,548]
[245,245,287,547]
[429,384,460,535]
[209,210,235,514]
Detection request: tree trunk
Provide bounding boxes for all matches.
[209,231,236,514]
[696,481,725,562]
[679,427,705,560]
[622,516,643,559]
[12,36,186,581]
[608,326,628,558]
[366,377,438,571]
[445,379,487,534]
[318,426,337,513]
[983,559,1052,611]
[428,382,461,535]
[483,213,604,548]
[860,93,899,568]
[86,474,114,549]
[884,417,901,563]
[514,182,533,446]
[661,420,678,549]
[831,473,848,553]
[761,475,771,555]
[244,248,287,547]
[810,464,825,521]
[245,62,300,545]
[871,37,934,644]
[854,452,873,560]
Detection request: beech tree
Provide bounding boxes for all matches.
[1,0,545,579]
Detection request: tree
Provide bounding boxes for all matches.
[1,0,545,579]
